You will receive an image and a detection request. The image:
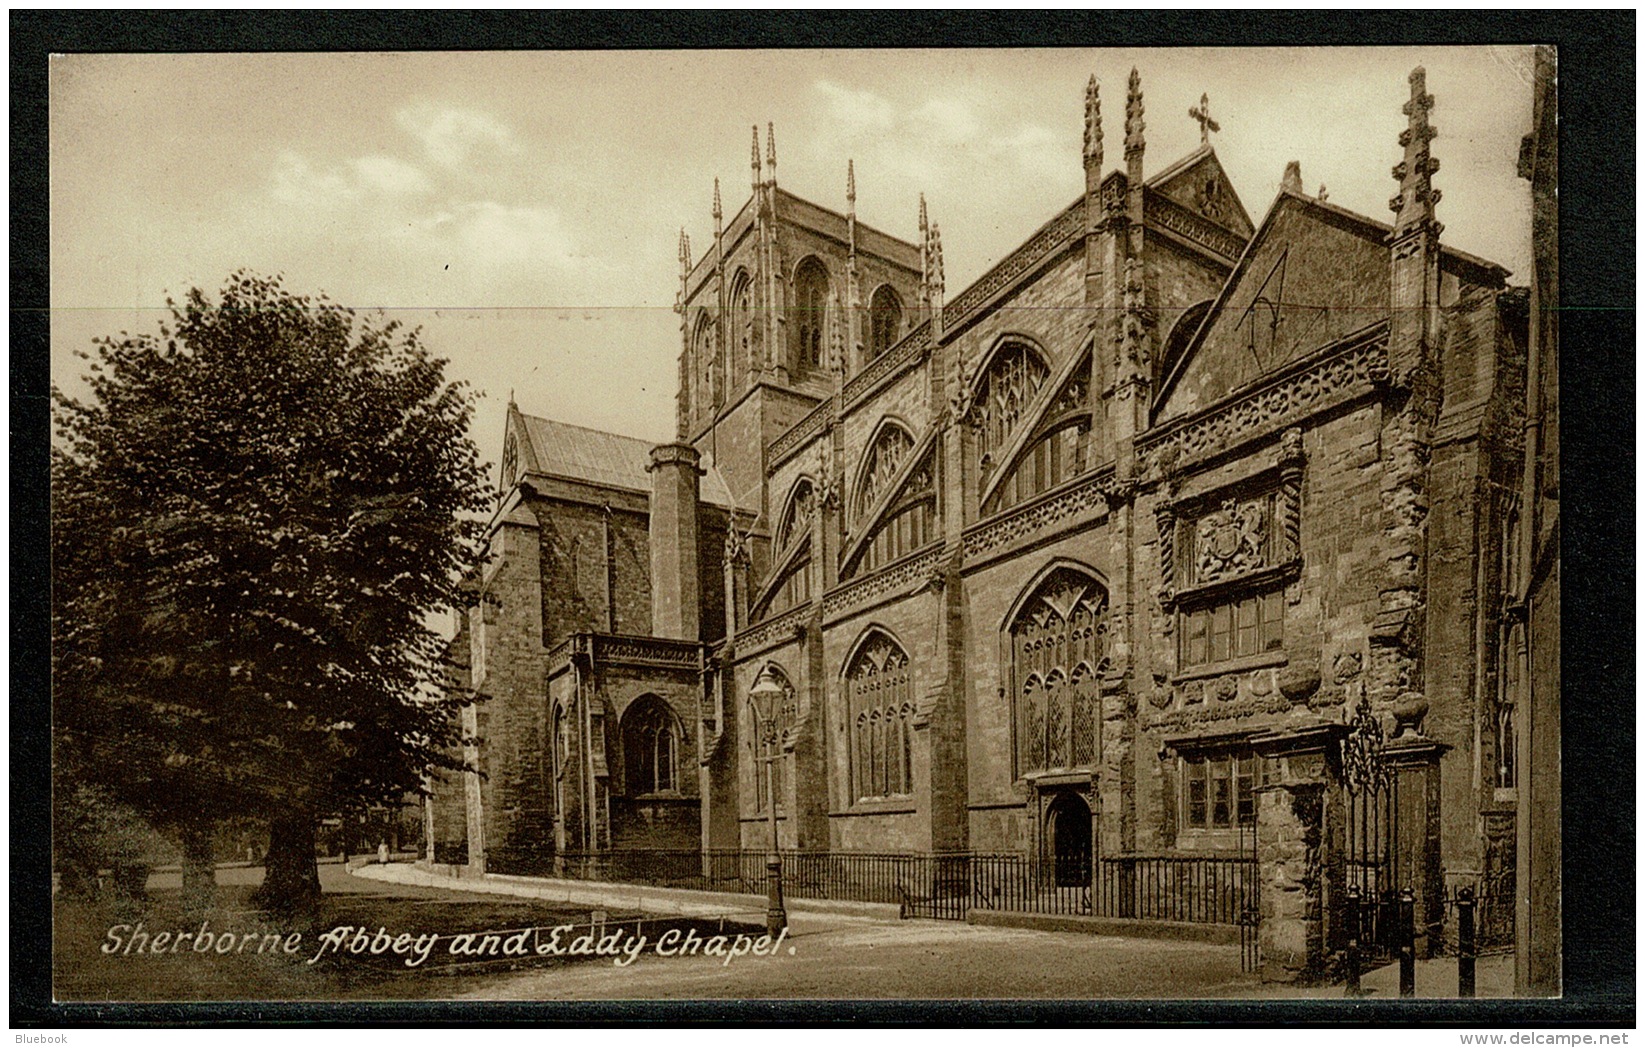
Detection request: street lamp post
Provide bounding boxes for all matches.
[749,666,789,938]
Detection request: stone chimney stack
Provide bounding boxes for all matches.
[647,442,702,640]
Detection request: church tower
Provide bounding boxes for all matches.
[671,125,925,558]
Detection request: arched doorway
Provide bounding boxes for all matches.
[1046,791,1092,888]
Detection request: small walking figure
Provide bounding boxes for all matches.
[377,841,389,865]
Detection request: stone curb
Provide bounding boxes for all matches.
[351,862,904,923]
[967,907,1242,945]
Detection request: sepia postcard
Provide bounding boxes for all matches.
[37,32,1587,1024]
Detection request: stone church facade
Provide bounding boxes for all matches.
[427,67,1542,980]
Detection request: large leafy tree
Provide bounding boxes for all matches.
[53,272,489,912]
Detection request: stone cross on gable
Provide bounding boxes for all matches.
[1189,93,1220,145]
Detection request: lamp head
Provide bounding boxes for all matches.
[749,665,786,715]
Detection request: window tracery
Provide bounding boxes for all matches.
[693,312,719,415]
[843,449,937,579]
[792,258,830,376]
[854,423,916,521]
[867,285,904,362]
[981,364,1093,517]
[972,342,1051,484]
[1009,567,1108,776]
[776,480,815,553]
[623,695,682,795]
[730,270,753,381]
[845,632,914,801]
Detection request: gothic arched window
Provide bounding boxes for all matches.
[972,341,1051,489]
[842,450,936,579]
[730,269,753,384]
[844,631,914,801]
[775,479,815,554]
[867,284,904,362]
[1009,566,1108,777]
[981,358,1093,517]
[623,695,682,795]
[852,422,916,523]
[791,258,830,376]
[693,312,719,416]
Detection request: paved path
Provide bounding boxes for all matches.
[354,863,1260,1000]
[345,864,1515,1001]
[462,914,1262,1000]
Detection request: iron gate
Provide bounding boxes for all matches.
[1341,694,1402,963]
[1237,795,1260,973]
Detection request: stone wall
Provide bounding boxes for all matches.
[468,514,551,872]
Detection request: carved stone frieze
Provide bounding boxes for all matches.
[1137,334,1386,477]
[821,545,945,620]
[1149,692,1291,732]
[961,471,1111,561]
[593,634,701,668]
[1145,192,1248,261]
[768,398,833,473]
[736,602,813,655]
[944,202,1087,326]
[841,321,931,408]
[1279,662,1322,706]
[1210,674,1238,702]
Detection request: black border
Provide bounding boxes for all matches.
[12,9,1634,1027]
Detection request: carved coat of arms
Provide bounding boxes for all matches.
[1195,497,1267,583]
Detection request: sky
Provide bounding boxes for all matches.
[50,47,1536,481]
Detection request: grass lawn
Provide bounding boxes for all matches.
[54,863,747,1002]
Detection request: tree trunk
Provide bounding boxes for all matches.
[252,809,321,915]
[179,816,217,913]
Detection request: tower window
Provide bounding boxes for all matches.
[867,285,904,362]
[791,258,830,376]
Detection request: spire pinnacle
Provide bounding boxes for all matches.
[1281,160,1303,195]
[712,177,722,221]
[918,192,928,235]
[1188,92,1219,146]
[1124,67,1146,157]
[765,122,777,179]
[930,223,944,296]
[678,227,691,275]
[847,159,856,207]
[751,125,762,188]
[1083,74,1104,169]
[1389,65,1441,234]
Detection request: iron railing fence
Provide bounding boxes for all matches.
[523,849,1256,925]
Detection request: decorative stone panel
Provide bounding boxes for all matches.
[962,470,1112,563]
[1137,329,1386,478]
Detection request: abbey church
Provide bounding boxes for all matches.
[426,65,1553,985]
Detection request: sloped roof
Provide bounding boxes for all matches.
[517,413,733,507]
[1151,186,1511,421]
[1146,144,1257,237]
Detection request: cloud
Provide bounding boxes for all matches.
[445,201,582,271]
[995,124,1070,178]
[395,103,518,169]
[268,151,431,206]
[349,155,433,196]
[814,80,895,130]
[912,97,981,142]
[269,151,353,205]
